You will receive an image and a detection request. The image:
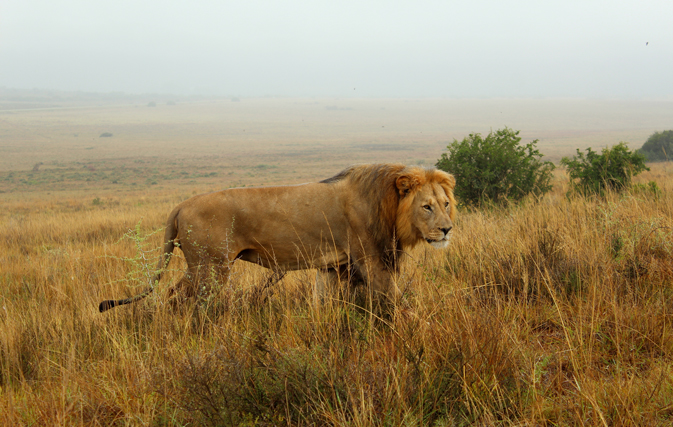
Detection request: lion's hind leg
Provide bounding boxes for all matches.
[168,260,233,307]
[314,268,336,306]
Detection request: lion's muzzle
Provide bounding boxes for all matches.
[425,226,453,249]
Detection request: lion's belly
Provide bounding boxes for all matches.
[237,239,350,270]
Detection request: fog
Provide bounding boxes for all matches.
[2,0,672,98]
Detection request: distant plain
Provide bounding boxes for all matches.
[2,94,672,196]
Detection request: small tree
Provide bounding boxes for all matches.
[637,130,673,162]
[560,142,649,195]
[436,127,555,207]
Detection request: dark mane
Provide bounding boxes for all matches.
[321,164,409,268]
[319,168,352,184]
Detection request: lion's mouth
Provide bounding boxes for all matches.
[425,237,450,249]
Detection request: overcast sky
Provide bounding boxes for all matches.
[1,0,671,98]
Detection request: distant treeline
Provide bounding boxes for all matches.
[637,130,673,162]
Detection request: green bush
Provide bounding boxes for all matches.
[637,130,673,161]
[560,142,649,195]
[632,181,662,198]
[436,127,554,206]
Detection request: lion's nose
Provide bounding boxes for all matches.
[440,227,452,235]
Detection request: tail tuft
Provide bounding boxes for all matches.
[99,300,117,312]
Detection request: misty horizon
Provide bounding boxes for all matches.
[2,1,672,98]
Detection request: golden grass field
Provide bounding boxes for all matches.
[1,95,673,425]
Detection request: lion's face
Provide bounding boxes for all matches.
[409,182,454,248]
[396,170,456,249]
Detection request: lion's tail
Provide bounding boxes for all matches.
[99,208,180,313]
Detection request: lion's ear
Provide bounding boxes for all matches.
[396,175,417,196]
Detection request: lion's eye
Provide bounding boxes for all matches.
[423,205,432,211]
[444,201,449,208]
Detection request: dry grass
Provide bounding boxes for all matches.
[2,95,673,425]
[1,163,672,426]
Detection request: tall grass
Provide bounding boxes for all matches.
[1,165,672,426]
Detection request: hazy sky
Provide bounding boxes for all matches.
[1,0,671,98]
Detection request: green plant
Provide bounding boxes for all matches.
[632,181,662,198]
[114,221,164,294]
[637,130,673,162]
[560,142,649,195]
[436,127,554,206]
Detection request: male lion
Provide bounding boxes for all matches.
[99,163,456,312]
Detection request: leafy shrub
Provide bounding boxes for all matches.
[560,142,649,195]
[632,181,661,198]
[637,130,673,162]
[99,132,113,138]
[436,127,554,206]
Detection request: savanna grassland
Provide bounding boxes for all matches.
[2,93,673,426]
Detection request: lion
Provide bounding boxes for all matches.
[99,163,456,312]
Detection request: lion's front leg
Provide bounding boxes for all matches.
[356,257,401,314]
[368,264,402,300]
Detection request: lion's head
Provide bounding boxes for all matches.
[395,167,456,249]
[325,164,456,253]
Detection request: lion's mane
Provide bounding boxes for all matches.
[321,163,456,269]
